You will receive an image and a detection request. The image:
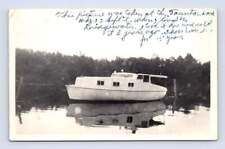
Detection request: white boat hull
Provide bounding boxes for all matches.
[66,85,167,101]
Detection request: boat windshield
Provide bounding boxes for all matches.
[151,77,167,86]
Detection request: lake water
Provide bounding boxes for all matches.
[15,101,211,139]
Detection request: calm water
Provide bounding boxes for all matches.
[16,101,211,138]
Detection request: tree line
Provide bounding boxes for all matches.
[16,48,210,111]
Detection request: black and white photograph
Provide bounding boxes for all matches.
[9,8,217,140]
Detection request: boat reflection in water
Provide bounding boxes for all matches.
[66,101,166,133]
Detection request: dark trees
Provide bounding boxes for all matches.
[16,49,210,110]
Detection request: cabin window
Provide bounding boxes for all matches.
[127,116,133,123]
[137,75,143,80]
[143,75,149,82]
[113,82,120,87]
[128,82,134,87]
[97,80,104,86]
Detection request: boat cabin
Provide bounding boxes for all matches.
[75,72,167,90]
[66,71,168,101]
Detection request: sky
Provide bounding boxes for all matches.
[9,9,217,62]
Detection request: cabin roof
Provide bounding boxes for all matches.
[147,74,168,78]
[111,72,167,78]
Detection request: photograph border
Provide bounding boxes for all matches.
[8,8,218,141]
